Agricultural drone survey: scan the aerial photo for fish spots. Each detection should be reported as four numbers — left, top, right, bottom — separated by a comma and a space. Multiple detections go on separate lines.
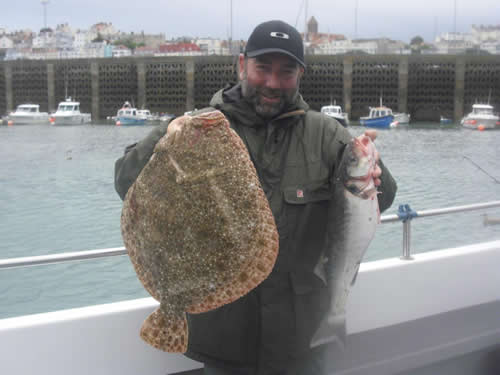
122, 110, 278, 353
256, 262, 266, 273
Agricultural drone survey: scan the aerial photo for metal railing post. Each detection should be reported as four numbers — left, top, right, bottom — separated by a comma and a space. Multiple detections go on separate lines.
402, 220, 413, 260
397, 204, 417, 260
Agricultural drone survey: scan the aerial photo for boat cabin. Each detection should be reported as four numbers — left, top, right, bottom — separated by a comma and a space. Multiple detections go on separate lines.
368, 106, 393, 118
118, 109, 138, 117
57, 103, 80, 112
321, 105, 342, 116
15, 104, 40, 113
471, 104, 494, 116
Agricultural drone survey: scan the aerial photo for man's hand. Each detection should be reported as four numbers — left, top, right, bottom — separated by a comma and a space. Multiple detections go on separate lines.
166, 115, 190, 141
364, 130, 382, 187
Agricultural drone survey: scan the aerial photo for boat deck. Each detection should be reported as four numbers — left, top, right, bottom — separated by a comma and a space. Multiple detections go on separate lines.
1, 240, 499, 375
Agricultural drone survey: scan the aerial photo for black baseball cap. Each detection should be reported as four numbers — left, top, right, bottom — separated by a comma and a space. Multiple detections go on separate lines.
245, 20, 305, 68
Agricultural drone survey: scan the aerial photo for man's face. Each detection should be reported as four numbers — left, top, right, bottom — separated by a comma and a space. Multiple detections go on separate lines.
239, 53, 304, 119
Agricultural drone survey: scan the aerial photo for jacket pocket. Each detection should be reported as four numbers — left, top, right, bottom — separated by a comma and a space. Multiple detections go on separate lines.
281, 181, 331, 273
283, 181, 331, 205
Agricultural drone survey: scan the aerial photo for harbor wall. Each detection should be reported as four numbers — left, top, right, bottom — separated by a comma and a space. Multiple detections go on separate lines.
1, 55, 499, 121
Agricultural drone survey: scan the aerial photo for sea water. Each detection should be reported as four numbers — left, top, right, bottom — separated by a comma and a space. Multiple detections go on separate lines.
1, 122, 499, 319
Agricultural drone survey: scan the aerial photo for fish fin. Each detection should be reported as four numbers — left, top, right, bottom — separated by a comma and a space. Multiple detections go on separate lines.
311, 314, 347, 349
140, 307, 188, 353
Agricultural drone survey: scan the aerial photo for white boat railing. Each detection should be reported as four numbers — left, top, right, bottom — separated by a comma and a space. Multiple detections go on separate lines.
1, 201, 500, 270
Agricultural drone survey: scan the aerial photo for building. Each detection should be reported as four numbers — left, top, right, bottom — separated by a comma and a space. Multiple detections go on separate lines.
0, 36, 14, 49
128, 31, 165, 49
195, 38, 230, 55
112, 45, 132, 58
471, 25, 500, 43
157, 43, 202, 56
32, 29, 56, 49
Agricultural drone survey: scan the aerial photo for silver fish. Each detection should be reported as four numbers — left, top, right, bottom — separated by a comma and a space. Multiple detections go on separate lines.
312, 134, 380, 348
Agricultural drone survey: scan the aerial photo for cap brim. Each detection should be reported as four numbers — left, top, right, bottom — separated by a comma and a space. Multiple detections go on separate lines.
246, 48, 306, 68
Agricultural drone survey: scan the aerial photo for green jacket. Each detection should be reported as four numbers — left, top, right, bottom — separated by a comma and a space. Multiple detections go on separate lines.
114, 84, 397, 373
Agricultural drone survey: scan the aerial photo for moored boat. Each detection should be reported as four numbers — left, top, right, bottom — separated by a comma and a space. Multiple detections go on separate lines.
461, 103, 499, 130
359, 96, 396, 128
393, 112, 410, 124
360, 106, 395, 128
440, 115, 453, 124
115, 101, 146, 126
7, 104, 49, 125
51, 98, 91, 125
320, 103, 350, 127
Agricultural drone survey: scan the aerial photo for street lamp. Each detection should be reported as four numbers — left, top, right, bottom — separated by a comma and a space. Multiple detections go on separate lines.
41, 0, 50, 29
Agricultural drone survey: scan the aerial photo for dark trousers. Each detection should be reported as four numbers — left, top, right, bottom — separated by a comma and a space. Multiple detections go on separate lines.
203, 345, 327, 375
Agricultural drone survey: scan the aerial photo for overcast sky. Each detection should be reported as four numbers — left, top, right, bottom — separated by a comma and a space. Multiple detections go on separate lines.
3, 0, 500, 43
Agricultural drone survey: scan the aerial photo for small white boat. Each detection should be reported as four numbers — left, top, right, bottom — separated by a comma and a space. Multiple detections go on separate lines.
115, 102, 146, 126
137, 109, 159, 122
7, 104, 49, 125
51, 98, 91, 126
393, 112, 410, 124
461, 103, 500, 130
320, 103, 349, 127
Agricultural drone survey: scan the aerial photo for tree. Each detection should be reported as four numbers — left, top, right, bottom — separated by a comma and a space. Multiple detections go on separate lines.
410, 36, 424, 54
410, 36, 424, 46
92, 32, 105, 43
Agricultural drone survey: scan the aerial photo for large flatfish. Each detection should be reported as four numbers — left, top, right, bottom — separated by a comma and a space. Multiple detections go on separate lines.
121, 110, 279, 353
312, 134, 380, 348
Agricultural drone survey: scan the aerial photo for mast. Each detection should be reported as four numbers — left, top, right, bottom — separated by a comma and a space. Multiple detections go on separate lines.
304, 0, 308, 42
230, 0, 233, 54
354, 0, 358, 39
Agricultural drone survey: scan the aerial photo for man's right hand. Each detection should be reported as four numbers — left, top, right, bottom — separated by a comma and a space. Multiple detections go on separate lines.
166, 115, 190, 139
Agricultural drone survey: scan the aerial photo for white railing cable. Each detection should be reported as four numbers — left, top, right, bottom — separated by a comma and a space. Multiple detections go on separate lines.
0, 247, 127, 270
1, 201, 500, 269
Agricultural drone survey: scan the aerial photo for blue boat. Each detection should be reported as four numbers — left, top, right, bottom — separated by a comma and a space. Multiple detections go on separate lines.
115, 102, 147, 126
440, 116, 453, 124
359, 106, 395, 128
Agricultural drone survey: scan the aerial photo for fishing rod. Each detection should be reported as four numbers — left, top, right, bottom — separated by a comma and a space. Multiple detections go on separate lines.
463, 155, 500, 184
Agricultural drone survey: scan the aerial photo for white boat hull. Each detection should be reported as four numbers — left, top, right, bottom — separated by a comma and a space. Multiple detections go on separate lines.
461, 117, 498, 129
52, 114, 91, 125
8, 114, 50, 125
393, 112, 410, 124
1, 241, 499, 375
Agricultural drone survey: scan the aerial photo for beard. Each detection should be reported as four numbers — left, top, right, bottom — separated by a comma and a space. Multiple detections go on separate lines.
241, 78, 300, 119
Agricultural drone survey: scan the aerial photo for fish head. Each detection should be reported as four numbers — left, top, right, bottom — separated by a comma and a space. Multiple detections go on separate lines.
342, 135, 378, 199
345, 135, 377, 179
165, 111, 229, 148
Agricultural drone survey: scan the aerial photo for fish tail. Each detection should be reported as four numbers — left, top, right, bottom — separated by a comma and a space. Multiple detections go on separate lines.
311, 314, 347, 349
326, 314, 347, 350
140, 308, 188, 353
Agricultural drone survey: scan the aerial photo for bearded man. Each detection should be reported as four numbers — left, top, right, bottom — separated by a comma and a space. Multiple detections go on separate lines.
115, 20, 397, 375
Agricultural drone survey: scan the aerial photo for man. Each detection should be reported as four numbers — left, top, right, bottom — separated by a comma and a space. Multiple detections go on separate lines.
115, 20, 397, 375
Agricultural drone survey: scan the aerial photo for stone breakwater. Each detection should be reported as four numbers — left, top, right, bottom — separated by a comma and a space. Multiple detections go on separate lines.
1, 54, 499, 121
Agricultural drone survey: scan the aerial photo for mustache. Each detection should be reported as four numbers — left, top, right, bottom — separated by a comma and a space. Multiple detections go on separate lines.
257, 88, 283, 98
